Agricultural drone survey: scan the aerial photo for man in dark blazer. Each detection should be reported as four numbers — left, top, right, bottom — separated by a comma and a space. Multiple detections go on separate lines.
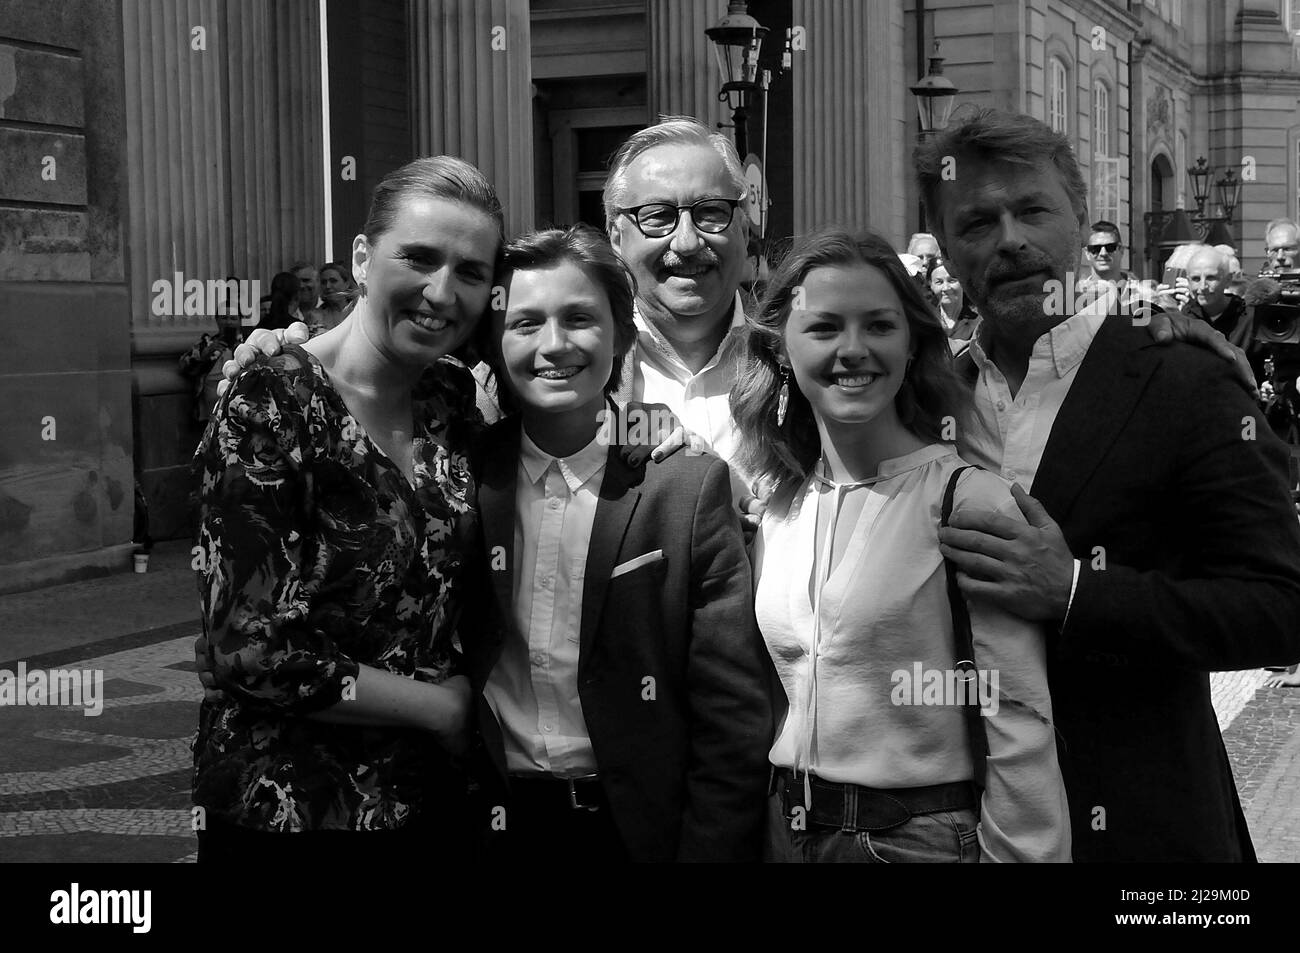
464, 413, 774, 863
917, 108, 1300, 862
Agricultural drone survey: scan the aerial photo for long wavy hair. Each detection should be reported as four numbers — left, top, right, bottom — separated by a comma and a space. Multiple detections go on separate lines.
731, 227, 972, 516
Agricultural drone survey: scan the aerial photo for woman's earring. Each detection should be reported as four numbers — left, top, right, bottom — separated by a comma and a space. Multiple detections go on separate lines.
776, 365, 791, 427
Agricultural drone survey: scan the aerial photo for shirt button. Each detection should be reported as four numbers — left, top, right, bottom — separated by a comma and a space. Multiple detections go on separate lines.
548, 498, 560, 510
1006, 470, 1017, 480
541, 575, 553, 588
996, 400, 1007, 411
531, 652, 546, 666
542, 724, 554, 733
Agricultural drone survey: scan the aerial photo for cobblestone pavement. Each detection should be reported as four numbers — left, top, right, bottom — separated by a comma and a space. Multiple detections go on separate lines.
0, 622, 1296, 862
0, 628, 201, 863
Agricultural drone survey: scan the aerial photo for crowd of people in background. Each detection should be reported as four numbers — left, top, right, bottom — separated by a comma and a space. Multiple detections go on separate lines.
177, 259, 359, 421
895, 214, 1300, 457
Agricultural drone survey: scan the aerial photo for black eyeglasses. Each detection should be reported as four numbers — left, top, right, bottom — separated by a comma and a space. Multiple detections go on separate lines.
1086, 242, 1120, 254
616, 198, 744, 238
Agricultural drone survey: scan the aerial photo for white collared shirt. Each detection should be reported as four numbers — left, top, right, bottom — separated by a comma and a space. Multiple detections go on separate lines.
958, 291, 1110, 489
629, 292, 750, 492
482, 430, 607, 778
957, 290, 1112, 619
754, 444, 1071, 862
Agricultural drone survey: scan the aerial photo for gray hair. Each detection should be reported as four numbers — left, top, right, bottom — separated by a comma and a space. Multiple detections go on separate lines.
1265, 217, 1300, 241
907, 233, 939, 254
1183, 243, 1230, 278
914, 107, 1088, 240
602, 116, 749, 230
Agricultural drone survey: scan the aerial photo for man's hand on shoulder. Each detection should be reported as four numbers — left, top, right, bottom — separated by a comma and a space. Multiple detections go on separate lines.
618, 401, 697, 467
1142, 309, 1257, 397
938, 484, 1075, 622
214, 322, 310, 398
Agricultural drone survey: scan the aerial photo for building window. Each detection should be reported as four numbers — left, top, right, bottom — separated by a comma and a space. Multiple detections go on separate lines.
1093, 81, 1110, 158
1288, 0, 1300, 35
1049, 57, 1068, 135
1094, 157, 1121, 229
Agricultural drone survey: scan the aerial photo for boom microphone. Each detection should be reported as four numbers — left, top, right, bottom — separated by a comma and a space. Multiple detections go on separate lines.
1243, 277, 1283, 308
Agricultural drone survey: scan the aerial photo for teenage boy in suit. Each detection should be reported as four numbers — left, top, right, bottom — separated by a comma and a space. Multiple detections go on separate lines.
464, 225, 774, 863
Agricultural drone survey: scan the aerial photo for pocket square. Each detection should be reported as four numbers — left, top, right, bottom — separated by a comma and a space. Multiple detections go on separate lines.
611, 550, 664, 578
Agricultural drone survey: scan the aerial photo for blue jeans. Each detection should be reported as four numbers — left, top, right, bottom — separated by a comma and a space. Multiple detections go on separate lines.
763, 791, 980, 863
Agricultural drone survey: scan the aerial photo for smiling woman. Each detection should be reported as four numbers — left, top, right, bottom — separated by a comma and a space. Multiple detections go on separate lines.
731, 228, 1072, 864
191, 156, 505, 862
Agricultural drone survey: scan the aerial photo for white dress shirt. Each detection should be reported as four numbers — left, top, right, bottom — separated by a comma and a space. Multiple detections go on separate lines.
482, 430, 607, 778
957, 288, 1112, 615
626, 292, 752, 496
958, 292, 1109, 488
754, 444, 1071, 863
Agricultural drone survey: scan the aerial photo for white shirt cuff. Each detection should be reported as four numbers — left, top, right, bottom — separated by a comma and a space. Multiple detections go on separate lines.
1061, 558, 1082, 628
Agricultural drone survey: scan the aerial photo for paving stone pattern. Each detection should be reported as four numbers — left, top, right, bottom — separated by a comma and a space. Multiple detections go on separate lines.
0, 629, 1295, 863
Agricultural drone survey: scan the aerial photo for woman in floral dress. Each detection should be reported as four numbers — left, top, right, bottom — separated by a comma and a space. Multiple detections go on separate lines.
191, 156, 504, 862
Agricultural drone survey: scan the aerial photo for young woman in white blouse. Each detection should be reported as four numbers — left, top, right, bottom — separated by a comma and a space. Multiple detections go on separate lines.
731, 229, 1070, 863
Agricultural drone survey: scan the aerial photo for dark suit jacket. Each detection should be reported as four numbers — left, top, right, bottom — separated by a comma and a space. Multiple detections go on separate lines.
463, 417, 774, 862
962, 314, 1300, 861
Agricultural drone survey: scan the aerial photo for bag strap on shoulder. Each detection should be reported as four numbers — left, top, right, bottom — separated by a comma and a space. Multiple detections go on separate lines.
940, 464, 989, 796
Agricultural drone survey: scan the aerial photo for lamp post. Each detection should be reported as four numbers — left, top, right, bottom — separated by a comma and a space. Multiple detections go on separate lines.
706, 1, 768, 158
909, 39, 959, 230
1145, 156, 1245, 272
909, 40, 960, 140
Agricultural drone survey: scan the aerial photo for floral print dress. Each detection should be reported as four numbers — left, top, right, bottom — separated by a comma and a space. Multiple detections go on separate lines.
191, 344, 480, 832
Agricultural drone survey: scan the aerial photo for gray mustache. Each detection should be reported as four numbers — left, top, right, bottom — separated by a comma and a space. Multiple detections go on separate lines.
661, 250, 720, 270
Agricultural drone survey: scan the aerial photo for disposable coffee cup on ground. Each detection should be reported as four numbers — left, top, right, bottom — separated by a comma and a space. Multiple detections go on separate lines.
133, 553, 149, 573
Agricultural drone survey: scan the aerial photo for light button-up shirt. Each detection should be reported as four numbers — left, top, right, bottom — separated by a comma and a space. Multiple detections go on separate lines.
482, 430, 607, 778
627, 292, 751, 496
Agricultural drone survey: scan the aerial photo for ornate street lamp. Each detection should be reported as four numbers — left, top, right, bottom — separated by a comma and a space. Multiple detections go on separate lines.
1149, 158, 1246, 270
1187, 156, 1213, 217
706, 1, 768, 157
909, 40, 960, 137
1215, 168, 1241, 220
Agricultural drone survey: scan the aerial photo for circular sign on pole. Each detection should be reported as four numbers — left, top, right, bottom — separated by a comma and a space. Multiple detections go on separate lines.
743, 154, 769, 237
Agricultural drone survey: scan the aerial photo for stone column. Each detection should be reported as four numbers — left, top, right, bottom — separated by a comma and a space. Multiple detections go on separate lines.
647, 0, 729, 131
409, 0, 534, 234
792, 0, 907, 238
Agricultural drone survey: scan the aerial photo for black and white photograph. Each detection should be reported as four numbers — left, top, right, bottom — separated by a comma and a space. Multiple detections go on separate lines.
0, 0, 1297, 932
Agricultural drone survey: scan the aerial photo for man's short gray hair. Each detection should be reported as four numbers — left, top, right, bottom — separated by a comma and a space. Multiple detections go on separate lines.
1265, 217, 1299, 240
603, 116, 749, 230
1180, 243, 1230, 277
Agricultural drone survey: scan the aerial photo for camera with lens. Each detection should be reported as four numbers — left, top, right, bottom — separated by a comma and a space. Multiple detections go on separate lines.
1250, 269, 1300, 345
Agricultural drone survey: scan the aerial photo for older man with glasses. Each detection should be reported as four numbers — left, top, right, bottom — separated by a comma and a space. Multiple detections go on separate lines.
600, 118, 755, 493
1263, 217, 1300, 273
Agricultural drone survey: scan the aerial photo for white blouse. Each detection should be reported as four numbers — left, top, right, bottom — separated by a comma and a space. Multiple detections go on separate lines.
752, 443, 1072, 862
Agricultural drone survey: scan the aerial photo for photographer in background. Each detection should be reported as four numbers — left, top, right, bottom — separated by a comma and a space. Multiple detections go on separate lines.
1263, 218, 1300, 274
1182, 245, 1265, 385
1248, 231, 1300, 444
